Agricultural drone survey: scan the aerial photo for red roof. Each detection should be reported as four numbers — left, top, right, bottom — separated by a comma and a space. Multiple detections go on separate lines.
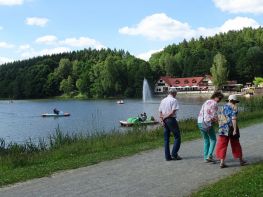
160, 76, 205, 87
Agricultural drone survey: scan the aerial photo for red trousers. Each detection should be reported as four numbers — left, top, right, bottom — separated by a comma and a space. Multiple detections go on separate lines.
216, 135, 243, 160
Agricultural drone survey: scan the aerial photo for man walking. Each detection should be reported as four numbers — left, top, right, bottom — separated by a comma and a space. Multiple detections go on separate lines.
159, 87, 182, 161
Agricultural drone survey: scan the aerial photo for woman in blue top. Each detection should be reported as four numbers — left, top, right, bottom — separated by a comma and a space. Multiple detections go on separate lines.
216, 95, 247, 168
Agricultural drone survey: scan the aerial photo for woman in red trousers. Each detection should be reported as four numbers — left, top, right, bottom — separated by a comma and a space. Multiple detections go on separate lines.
216, 95, 247, 168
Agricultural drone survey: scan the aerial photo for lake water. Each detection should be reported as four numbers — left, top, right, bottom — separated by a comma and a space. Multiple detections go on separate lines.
0, 96, 207, 143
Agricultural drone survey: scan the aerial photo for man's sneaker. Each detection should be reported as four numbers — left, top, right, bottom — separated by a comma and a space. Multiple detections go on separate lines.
172, 155, 182, 160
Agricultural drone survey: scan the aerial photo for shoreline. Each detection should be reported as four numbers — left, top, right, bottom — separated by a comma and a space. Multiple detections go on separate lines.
0, 109, 263, 186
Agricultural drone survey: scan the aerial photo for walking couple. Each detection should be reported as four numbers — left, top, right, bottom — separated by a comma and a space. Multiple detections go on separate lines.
197, 92, 247, 168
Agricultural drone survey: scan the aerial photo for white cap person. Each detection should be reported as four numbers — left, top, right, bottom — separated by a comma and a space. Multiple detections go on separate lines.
216, 94, 247, 168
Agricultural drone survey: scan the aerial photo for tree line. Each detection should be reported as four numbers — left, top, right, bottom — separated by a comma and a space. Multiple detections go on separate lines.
149, 27, 263, 84
0, 27, 263, 99
0, 49, 153, 99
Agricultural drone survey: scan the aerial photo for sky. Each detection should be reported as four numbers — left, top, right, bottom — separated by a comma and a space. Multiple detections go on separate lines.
1, 0, 263, 64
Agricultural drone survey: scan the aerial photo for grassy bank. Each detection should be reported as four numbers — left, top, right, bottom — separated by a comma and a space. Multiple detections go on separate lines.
191, 162, 263, 197
0, 97, 263, 186
0, 118, 199, 186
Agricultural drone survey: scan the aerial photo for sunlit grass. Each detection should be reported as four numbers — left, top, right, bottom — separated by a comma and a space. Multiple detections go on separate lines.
191, 162, 263, 197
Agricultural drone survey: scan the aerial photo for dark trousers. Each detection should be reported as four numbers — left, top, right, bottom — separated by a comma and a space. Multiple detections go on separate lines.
163, 118, 181, 160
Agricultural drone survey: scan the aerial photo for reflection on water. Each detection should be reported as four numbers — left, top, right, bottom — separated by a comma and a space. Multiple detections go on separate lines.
0, 95, 208, 143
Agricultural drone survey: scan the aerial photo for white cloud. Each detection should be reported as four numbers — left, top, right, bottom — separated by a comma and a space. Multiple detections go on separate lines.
0, 57, 14, 65
213, 0, 263, 14
19, 44, 31, 50
119, 13, 260, 41
40, 47, 71, 56
196, 17, 260, 37
19, 36, 106, 59
60, 37, 106, 49
21, 47, 70, 58
35, 35, 105, 49
0, 42, 15, 48
35, 35, 58, 45
136, 48, 163, 61
25, 17, 49, 27
219, 17, 260, 32
119, 13, 194, 41
0, 0, 23, 6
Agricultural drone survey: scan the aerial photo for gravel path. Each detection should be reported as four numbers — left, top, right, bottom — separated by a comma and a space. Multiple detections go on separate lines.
1, 123, 262, 197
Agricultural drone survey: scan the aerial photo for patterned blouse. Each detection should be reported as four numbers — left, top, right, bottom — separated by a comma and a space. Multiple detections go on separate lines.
218, 103, 238, 136
197, 99, 218, 127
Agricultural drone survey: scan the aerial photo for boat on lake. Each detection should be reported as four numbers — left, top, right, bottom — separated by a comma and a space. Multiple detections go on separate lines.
117, 100, 124, 104
42, 112, 70, 117
120, 116, 159, 127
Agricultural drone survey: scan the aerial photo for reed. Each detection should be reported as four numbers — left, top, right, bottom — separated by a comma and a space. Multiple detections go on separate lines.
239, 95, 263, 112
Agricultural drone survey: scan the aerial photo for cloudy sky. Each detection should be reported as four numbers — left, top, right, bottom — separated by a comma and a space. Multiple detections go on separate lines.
1, 0, 263, 64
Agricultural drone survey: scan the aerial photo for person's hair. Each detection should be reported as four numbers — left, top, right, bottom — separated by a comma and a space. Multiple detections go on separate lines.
229, 100, 238, 104
211, 91, 224, 100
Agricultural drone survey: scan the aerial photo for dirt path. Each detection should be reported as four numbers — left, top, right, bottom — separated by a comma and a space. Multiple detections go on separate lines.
1, 123, 262, 197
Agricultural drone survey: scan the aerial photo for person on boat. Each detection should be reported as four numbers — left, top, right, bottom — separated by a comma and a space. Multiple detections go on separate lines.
141, 112, 147, 121
53, 108, 60, 115
159, 87, 182, 161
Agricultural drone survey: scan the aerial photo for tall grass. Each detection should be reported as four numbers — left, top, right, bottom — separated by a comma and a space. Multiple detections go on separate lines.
0, 119, 197, 170
239, 95, 263, 112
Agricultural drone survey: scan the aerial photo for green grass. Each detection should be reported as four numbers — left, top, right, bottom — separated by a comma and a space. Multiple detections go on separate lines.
191, 162, 263, 197
0, 119, 199, 186
0, 96, 263, 186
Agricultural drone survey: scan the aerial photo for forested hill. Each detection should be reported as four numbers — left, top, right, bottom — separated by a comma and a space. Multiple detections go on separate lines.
0, 49, 153, 99
1, 27, 263, 99
149, 27, 263, 83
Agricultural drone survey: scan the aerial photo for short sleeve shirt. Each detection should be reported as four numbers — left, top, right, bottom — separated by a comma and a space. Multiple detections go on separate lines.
218, 103, 238, 136
158, 95, 179, 118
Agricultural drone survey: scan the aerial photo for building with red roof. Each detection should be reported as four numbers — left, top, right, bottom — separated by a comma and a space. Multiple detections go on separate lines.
154, 75, 214, 93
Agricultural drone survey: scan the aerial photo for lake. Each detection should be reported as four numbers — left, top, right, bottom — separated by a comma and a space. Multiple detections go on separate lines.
0, 96, 207, 143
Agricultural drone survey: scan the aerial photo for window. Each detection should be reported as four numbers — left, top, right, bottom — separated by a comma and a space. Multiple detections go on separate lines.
160, 80, 163, 82
175, 80, 180, 84
192, 79, 197, 83
184, 80, 189, 84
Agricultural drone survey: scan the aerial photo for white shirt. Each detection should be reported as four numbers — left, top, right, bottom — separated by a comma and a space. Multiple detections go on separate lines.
158, 95, 179, 118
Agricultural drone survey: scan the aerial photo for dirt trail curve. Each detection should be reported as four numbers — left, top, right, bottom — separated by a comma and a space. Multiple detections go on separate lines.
1, 123, 262, 197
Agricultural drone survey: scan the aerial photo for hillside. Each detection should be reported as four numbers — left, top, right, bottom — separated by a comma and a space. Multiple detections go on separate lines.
1, 28, 263, 99
149, 27, 263, 83
0, 48, 153, 99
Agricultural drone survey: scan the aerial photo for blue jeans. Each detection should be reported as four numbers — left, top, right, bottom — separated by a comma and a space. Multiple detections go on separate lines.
163, 118, 181, 160
197, 123, 217, 160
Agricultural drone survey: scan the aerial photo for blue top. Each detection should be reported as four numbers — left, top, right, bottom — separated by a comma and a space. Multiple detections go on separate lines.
218, 103, 238, 136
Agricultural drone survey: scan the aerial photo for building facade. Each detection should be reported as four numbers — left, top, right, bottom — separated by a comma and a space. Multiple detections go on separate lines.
154, 75, 214, 94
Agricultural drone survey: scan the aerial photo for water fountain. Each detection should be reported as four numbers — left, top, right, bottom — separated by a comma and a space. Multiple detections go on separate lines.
142, 78, 153, 102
